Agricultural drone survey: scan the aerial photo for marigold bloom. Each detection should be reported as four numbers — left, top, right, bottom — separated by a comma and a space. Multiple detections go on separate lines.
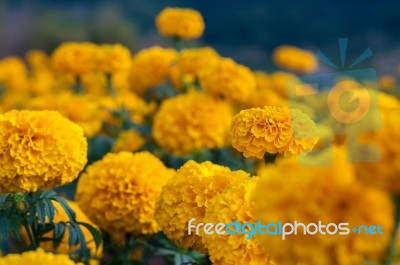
26, 50, 51, 70
352, 107, 400, 194
230, 106, 318, 158
97, 44, 131, 73
203, 178, 273, 265
253, 148, 393, 265
25, 92, 103, 137
155, 160, 250, 253
177, 47, 220, 77
0, 110, 87, 192
112, 129, 144, 153
0, 56, 29, 92
273, 45, 318, 73
0, 248, 83, 265
199, 58, 256, 102
155, 8, 205, 39
76, 152, 174, 235
36, 200, 102, 258
52, 42, 99, 76
153, 91, 233, 155
129, 46, 177, 96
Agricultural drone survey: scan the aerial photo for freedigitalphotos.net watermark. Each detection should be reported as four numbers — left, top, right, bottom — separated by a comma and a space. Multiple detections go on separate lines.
188, 218, 385, 240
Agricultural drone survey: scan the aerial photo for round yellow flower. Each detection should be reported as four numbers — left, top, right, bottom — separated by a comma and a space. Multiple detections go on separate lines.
97, 44, 131, 73
25, 92, 103, 138
199, 58, 257, 102
203, 178, 273, 265
76, 151, 174, 235
155, 160, 250, 253
36, 200, 102, 259
273, 45, 318, 73
26, 50, 51, 70
52, 42, 99, 76
155, 7, 205, 39
129, 46, 177, 96
230, 106, 318, 159
0, 110, 87, 193
0, 248, 82, 265
177, 47, 220, 77
352, 107, 400, 194
269, 71, 301, 98
112, 129, 144, 153
253, 148, 393, 265
0, 56, 29, 92
153, 91, 233, 156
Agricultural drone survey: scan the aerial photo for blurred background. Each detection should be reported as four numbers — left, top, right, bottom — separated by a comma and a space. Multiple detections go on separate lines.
0, 0, 399, 74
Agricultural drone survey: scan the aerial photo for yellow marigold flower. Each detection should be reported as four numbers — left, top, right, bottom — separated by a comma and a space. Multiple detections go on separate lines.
202, 178, 273, 265
0, 248, 83, 265
230, 106, 318, 159
26, 50, 51, 70
97, 44, 131, 73
269, 71, 302, 98
31, 200, 102, 259
155, 7, 205, 39
378, 75, 397, 91
155, 160, 250, 253
153, 91, 233, 156
80, 73, 108, 96
129, 46, 177, 96
168, 65, 195, 90
25, 92, 102, 138
0, 110, 87, 192
352, 107, 400, 194
0, 56, 29, 92
52, 42, 99, 76
273, 45, 318, 73
253, 148, 393, 265
76, 151, 174, 235
177, 47, 220, 77
199, 58, 257, 102
112, 129, 144, 153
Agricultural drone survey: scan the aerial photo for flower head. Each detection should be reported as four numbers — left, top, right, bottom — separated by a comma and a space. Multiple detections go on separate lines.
253, 147, 393, 265
273, 45, 318, 73
155, 8, 205, 39
199, 58, 256, 102
52, 42, 99, 76
177, 47, 220, 77
112, 129, 145, 153
129, 46, 177, 96
0, 248, 82, 265
230, 106, 318, 158
97, 44, 131, 73
76, 151, 174, 235
153, 91, 233, 155
155, 160, 250, 253
203, 178, 273, 265
0, 56, 29, 92
0, 110, 87, 193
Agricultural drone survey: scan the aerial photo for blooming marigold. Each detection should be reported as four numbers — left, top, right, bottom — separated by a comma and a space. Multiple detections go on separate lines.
155, 160, 250, 253
202, 178, 273, 265
230, 106, 318, 159
0, 110, 87, 193
97, 44, 131, 73
76, 151, 174, 235
25, 92, 103, 138
273, 45, 318, 74
199, 58, 257, 102
51, 42, 99, 76
0, 248, 83, 265
153, 91, 233, 156
129, 46, 177, 96
253, 147, 393, 265
0, 56, 29, 92
155, 7, 205, 39
112, 129, 144, 153
177, 47, 220, 77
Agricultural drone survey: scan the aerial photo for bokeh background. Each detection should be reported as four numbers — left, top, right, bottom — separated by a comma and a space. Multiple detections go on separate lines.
1, 0, 400, 74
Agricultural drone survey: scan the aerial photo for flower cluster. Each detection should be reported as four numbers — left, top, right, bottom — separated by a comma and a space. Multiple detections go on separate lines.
273, 45, 318, 73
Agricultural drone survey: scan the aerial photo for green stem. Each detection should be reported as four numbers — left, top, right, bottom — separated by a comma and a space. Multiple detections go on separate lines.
385, 196, 400, 265
23, 223, 36, 250
74, 76, 83, 94
173, 36, 183, 52
106, 74, 117, 98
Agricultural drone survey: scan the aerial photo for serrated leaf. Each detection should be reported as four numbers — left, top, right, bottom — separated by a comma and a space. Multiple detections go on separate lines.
68, 224, 78, 247
78, 222, 102, 251
43, 199, 55, 223
54, 197, 76, 222
53, 222, 66, 249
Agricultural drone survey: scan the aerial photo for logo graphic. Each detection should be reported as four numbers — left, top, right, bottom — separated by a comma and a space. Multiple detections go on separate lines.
288, 38, 382, 166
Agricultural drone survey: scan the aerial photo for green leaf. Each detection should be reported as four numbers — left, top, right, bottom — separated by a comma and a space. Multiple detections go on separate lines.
0, 217, 8, 240
43, 199, 55, 223
53, 222, 66, 249
35, 200, 46, 224
67, 224, 78, 247
78, 222, 102, 251
53, 197, 76, 222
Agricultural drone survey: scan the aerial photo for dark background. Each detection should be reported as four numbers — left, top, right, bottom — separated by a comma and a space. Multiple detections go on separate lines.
1, 0, 399, 74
